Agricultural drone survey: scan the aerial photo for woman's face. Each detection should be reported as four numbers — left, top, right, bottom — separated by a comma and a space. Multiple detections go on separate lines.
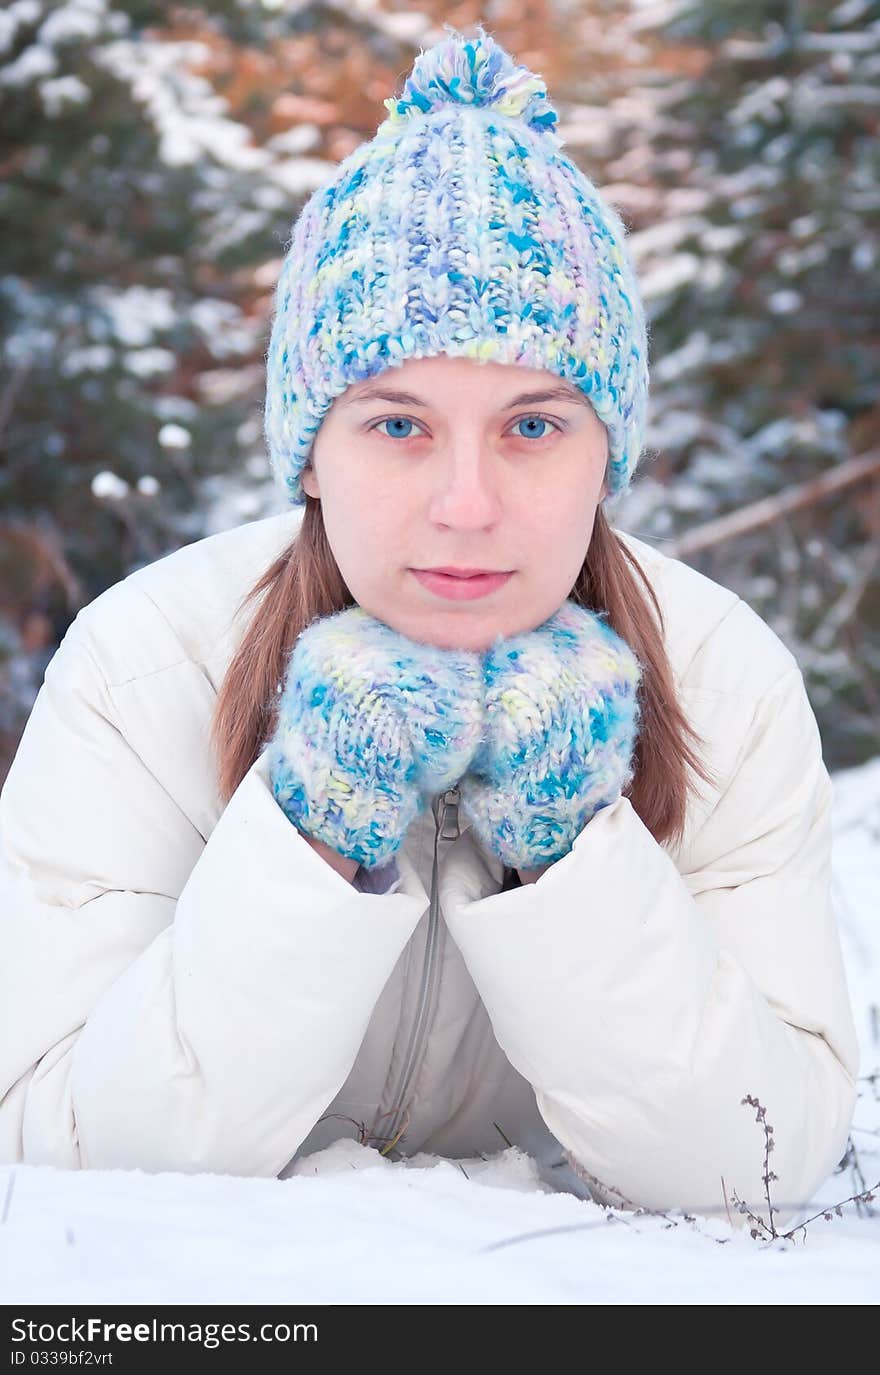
302, 353, 609, 651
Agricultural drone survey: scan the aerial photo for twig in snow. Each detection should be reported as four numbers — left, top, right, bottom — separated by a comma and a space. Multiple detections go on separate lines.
729, 1093, 879, 1242
378, 1109, 410, 1157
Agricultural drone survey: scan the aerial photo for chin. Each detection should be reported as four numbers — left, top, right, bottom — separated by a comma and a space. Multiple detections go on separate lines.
414, 611, 521, 655
412, 624, 491, 653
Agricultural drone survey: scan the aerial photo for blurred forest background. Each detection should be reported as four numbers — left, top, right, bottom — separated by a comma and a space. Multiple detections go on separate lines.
1, 0, 878, 785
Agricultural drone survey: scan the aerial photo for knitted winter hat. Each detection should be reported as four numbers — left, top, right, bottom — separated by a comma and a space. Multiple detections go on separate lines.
264, 22, 650, 509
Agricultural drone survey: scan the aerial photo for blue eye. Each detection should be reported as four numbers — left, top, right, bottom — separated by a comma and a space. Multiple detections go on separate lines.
513, 415, 559, 440
373, 417, 421, 440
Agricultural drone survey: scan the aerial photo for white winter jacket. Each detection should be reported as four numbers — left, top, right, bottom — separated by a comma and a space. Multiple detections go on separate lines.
0, 511, 859, 1228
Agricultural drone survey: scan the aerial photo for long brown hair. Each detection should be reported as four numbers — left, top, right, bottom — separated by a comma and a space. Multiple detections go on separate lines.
210, 496, 719, 851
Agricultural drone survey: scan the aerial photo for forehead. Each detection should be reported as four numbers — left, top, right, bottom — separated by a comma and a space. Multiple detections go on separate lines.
341, 354, 588, 407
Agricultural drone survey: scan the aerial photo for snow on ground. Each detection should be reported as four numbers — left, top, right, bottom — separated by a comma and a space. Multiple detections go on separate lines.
1, 759, 878, 1305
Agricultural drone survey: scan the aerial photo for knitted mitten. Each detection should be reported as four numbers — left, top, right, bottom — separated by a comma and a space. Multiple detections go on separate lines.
458, 600, 643, 871
267, 605, 485, 869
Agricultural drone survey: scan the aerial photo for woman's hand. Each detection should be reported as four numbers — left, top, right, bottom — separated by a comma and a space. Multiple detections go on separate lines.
267, 606, 485, 869
458, 600, 643, 873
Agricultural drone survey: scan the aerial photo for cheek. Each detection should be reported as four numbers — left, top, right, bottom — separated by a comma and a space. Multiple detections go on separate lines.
529, 494, 598, 578
528, 493, 591, 547
324, 489, 399, 566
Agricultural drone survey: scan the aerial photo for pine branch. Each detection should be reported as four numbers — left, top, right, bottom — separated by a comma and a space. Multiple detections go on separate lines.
666, 449, 880, 558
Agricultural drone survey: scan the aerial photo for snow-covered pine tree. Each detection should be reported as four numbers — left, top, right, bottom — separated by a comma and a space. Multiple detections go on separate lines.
0, 0, 341, 769
612, 0, 880, 765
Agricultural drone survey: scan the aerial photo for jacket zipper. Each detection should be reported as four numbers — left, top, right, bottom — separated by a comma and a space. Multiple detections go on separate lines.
381, 786, 461, 1153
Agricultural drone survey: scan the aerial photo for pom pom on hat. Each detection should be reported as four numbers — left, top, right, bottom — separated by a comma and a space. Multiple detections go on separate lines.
380, 23, 561, 139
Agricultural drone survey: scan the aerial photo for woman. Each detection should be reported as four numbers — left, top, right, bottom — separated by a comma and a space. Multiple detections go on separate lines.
0, 25, 858, 1231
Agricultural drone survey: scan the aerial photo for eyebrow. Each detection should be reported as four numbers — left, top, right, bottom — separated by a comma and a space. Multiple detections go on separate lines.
339, 384, 589, 410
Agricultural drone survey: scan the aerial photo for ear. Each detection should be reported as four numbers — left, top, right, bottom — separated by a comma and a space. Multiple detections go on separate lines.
301, 463, 320, 499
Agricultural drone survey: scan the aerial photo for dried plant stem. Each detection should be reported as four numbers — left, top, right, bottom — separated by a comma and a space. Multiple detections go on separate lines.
731, 1094, 879, 1242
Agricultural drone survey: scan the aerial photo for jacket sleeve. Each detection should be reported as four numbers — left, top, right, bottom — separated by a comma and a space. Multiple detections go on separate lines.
440, 666, 860, 1230
0, 613, 428, 1176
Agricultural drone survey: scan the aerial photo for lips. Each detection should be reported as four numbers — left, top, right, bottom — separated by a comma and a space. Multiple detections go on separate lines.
411, 569, 513, 601
420, 569, 508, 578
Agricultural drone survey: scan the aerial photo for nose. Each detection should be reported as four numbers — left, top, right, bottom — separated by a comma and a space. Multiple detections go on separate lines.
427, 445, 503, 530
